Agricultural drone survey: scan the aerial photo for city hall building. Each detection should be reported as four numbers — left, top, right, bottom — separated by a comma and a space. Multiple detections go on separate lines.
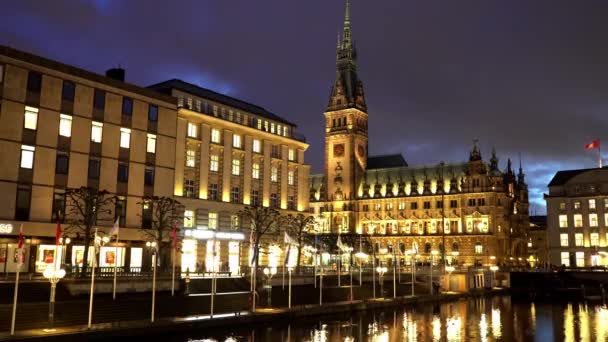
308, 1, 530, 267
0, 46, 310, 275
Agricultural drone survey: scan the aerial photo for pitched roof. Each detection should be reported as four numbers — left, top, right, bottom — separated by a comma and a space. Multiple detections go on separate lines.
366, 154, 408, 169
147, 79, 296, 126
548, 168, 604, 187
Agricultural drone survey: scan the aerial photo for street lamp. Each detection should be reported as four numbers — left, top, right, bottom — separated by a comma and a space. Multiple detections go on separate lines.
376, 266, 387, 298
88, 232, 109, 329
58, 237, 71, 267
263, 267, 277, 307
43, 267, 65, 332
445, 266, 455, 293
146, 241, 158, 323
489, 265, 499, 288
430, 250, 439, 295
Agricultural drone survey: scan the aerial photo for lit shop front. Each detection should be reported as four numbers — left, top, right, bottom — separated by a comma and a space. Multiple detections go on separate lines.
181, 230, 245, 276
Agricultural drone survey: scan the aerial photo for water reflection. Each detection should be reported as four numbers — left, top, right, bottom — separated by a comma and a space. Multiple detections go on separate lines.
176, 296, 608, 341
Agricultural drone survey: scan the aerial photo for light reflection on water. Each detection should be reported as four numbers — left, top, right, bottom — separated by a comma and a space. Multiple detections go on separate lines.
179, 296, 608, 341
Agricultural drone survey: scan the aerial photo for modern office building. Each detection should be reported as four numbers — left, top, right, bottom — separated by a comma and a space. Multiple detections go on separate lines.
308, 0, 530, 267
546, 167, 608, 267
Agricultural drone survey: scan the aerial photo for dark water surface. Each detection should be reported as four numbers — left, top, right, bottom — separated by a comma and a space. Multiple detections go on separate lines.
157, 296, 608, 341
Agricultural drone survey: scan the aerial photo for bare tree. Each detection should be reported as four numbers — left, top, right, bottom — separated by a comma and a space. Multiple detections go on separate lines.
138, 196, 182, 272
283, 213, 316, 273
64, 187, 115, 276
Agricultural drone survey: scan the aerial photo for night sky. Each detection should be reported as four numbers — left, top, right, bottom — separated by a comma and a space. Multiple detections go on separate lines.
3, 0, 608, 214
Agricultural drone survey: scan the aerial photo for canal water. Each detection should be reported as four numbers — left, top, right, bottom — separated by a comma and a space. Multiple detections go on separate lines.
162, 296, 608, 341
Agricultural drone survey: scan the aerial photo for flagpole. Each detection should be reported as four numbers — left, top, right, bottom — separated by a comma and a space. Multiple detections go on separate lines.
88, 228, 97, 329
112, 232, 118, 300
10, 225, 24, 336
359, 235, 362, 286
337, 234, 341, 288
171, 246, 176, 296
282, 241, 286, 290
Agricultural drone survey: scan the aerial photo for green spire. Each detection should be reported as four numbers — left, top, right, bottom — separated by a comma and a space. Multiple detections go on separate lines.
342, 0, 352, 49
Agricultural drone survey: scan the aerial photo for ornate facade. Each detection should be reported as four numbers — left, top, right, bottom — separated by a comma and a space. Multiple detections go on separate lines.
309, 0, 530, 267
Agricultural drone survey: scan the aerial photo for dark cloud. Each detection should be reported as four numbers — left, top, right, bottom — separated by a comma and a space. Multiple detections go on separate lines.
3, 0, 608, 213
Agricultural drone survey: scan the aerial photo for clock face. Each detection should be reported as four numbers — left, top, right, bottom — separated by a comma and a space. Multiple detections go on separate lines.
333, 144, 345, 157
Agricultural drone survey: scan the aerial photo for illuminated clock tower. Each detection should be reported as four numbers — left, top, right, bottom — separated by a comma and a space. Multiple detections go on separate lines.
324, 0, 368, 226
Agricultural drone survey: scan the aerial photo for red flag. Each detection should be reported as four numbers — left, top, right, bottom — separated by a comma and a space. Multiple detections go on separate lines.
17, 225, 23, 250
171, 222, 177, 249
55, 221, 62, 245
586, 139, 600, 150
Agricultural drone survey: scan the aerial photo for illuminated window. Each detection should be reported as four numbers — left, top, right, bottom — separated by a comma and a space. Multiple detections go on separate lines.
288, 148, 296, 161
284, 126, 289, 137
253, 139, 261, 153
187, 122, 198, 138
230, 215, 239, 230
575, 233, 583, 246
24, 106, 38, 130
232, 134, 241, 148
184, 210, 194, 228
474, 242, 483, 255
386, 203, 393, 211
576, 252, 585, 267
120, 128, 131, 148
232, 159, 240, 175
209, 154, 219, 172
186, 150, 196, 168
252, 163, 260, 179
257, 118, 262, 130
398, 202, 405, 210
605, 213, 608, 226
591, 233, 599, 246
91, 122, 103, 143
20, 145, 35, 169
559, 215, 568, 228
288, 170, 295, 185
589, 199, 596, 210
590, 213, 598, 227
574, 214, 583, 228
211, 128, 221, 143
559, 202, 566, 210
561, 252, 570, 267
146, 134, 156, 153
271, 122, 275, 133
208, 212, 218, 230
574, 201, 581, 210
184, 179, 196, 198
560, 233, 569, 247
59, 114, 72, 137
605, 198, 608, 209
271, 166, 278, 182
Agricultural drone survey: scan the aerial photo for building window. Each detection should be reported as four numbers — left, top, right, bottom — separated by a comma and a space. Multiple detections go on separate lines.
288, 196, 295, 210
374, 203, 381, 211
91, 122, 103, 143
186, 150, 196, 168
211, 128, 221, 143
591, 232, 599, 246
55, 153, 69, 174
27, 72, 42, 93
559, 215, 568, 228
270, 193, 279, 209
251, 190, 260, 207
288, 171, 295, 185
15, 187, 31, 221
559, 202, 566, 210
233, 134, 242, 148
187, 122, 198, 138
252, 163, 260, 179
590, 213, 598, 227
468, 198, 476, 207
560, 233, 569, 247
411, 202, 418, 210
474, 242, 483, 255
588, 199, 596, 210
232, 159, 241, 176
52, 190, 66, 222
231, 187, 241, 203
144, 166, 155, 186
115, 196, 126, 227
386, 203, 393, 211
575, 233, 583, 247
478, 198, 486, 206
208, 184, 219, 201
423, 201, 431, 209
117, 162, 129, 182
288, 148, 296, 161
142, 200, 152, 229
605, 199, 608, 209
93, 89, 105, 109
120, 128, 131, 148
574, 214, 583, 228
230, 215, 239, 230
209, 212, 218, 230
271, 145, 281, 159
184, 210, 194, 228
148, 105, 158, 122
436, 201, 443, 209
576, 252, 585, 267
88, 158, 100, 179
122, 97, 133, 116
561, 252, 570, 267
253, 139, 261, 153
398, 202, 405, 210
147, 134, 156, 153
271, 166, 278, 182
62, 80, 75, 101
574, 201, 581, 210
24, 106, 38, 130
58, 114, 73, 137
184, 179, 196, 198
210, 154, 219, 172
449, 200, 457, 208
20, 145, 35, 169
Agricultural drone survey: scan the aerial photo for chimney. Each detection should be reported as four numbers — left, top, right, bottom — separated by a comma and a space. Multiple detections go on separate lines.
105, 68, 125, 82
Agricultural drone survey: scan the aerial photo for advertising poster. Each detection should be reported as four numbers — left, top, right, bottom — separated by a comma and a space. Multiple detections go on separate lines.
106, 250, 115, 265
